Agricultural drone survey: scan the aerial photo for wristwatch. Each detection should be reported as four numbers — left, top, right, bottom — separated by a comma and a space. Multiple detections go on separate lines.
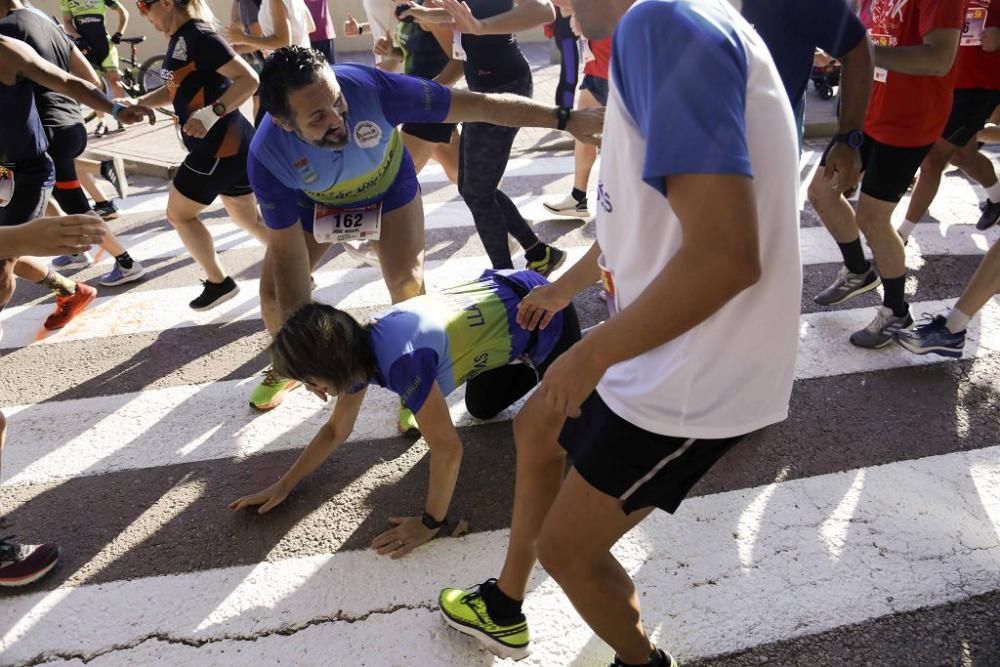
211, 101, 227, 117
556, 106, 571, 131
421, 512, 447, 530
833, 129, 864, 150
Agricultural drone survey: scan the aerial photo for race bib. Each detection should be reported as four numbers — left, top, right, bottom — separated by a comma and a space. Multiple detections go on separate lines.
581, 39, 595, 64
452, 31, 467, 61
0, 167, 14, 208
313, 201, 382, 243
962, 7, 988, 46
870, 32, 893, 83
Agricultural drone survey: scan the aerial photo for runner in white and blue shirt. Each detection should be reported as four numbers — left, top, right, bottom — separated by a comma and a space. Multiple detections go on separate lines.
438, 1, 802, 663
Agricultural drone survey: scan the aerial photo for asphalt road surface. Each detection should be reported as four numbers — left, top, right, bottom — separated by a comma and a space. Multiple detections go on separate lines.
2, 142, 999, 667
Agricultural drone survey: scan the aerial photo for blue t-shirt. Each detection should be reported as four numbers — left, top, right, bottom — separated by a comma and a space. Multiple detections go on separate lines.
248, 64, 451, 230
367, 270, 564, 414
741, 0, 866, 110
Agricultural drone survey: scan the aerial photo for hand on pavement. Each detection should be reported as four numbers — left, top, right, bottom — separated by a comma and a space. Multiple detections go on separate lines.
371, 516, 438, 559
229, 481, 291, 514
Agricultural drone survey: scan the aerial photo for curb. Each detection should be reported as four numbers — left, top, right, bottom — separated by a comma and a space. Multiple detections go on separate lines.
99, 121, 841, 178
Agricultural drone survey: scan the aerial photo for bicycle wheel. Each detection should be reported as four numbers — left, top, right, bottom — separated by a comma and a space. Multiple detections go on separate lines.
137, 54, 166, 94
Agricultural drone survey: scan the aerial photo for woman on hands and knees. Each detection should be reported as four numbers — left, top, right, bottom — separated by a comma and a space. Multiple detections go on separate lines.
230, 269, 581, 558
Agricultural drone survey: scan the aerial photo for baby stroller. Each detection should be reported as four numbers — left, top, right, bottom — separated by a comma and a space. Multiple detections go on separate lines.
811, 59, 841, 100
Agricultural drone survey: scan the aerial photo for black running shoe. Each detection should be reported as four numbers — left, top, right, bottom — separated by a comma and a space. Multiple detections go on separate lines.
189, 276, 239, 311
92, 201, 120, 220
976, 198, 1000, 230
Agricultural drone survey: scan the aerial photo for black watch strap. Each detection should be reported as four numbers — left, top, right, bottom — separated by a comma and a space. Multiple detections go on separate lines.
421, 512, 447, 530
556, 106, 571, 131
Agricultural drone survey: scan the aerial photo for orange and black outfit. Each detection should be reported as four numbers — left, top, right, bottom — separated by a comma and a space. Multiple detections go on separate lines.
163, 18, 254, 205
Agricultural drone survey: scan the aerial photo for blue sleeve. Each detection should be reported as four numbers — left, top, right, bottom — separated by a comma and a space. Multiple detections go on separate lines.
370, 68, 452, 127
797, 0, 866, 59
247, 148, 302, 230
611, 1, 752, 195
387, 348, 439, 414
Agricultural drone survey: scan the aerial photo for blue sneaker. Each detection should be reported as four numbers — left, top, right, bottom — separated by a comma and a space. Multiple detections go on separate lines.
52, 252, 93, 269
99, 260, 146, 287
893, 314, 965, 358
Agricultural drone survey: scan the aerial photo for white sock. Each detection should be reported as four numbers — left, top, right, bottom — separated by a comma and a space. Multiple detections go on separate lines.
897, 219, 918, 240
984, 181, 1000, 203
945, 307, 972, 334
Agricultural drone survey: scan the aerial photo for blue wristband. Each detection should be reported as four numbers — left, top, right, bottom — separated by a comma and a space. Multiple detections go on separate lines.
110, 102, 126, 120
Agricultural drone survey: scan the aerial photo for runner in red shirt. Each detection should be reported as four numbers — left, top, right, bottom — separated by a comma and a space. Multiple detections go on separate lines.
542, 1, 609, 219
903, 0, 1000, 236
808, 0, 964, 349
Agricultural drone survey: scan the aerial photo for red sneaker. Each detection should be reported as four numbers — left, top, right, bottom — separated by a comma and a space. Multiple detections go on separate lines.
44, 283, 97, 330
0, 536, 61, 587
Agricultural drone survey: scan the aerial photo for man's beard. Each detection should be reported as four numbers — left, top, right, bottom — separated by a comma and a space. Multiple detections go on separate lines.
299, 113, 350, 149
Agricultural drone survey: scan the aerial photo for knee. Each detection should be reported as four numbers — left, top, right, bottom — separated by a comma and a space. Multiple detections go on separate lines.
537, 528, 584, 581
806, 170, 835, 209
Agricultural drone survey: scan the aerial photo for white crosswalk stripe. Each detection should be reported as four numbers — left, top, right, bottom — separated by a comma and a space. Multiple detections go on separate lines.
2, 146, 999, 667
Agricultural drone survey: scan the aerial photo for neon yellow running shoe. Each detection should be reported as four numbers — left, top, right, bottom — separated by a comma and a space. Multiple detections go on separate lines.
439, 580, 530, 661
398, 405, 419, 434
526, 244, 566, 278
249, 368, 301, 411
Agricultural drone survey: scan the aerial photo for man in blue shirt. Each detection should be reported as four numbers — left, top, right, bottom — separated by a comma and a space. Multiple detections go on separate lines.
247, 47, 603, 422
742, 0, 873, 192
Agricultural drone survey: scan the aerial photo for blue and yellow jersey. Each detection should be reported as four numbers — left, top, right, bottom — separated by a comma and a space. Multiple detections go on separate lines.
247, 64, 452, 230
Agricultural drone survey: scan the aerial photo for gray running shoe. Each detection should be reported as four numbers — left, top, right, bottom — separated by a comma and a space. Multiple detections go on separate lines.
850, 305, 913, 349
975, 198, 1000, 230
814, 265, 880, 306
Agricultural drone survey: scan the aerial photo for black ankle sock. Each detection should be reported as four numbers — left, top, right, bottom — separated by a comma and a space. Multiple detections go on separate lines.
481, 580, 523, 622
881, 275, 908, 317
524, 243, 547, 262
115, 252, 134, 270
837, 239, 869, 275
571, 187, 587, 204
94, 200, 109, 208
614, 649, 667, 667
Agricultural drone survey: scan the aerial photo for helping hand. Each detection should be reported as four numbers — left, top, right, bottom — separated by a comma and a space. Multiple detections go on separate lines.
117, 103, 157, 126
18, 215, 107, 256
566, 107, 604, 146
536, 340, 605, 418
823, 142, 862, 194
516, 282, 572, 331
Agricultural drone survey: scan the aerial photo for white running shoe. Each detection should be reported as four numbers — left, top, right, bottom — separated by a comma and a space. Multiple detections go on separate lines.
542, 194, 590, 218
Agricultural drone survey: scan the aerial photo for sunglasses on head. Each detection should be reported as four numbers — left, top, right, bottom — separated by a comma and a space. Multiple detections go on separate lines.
136, 0, 159, 14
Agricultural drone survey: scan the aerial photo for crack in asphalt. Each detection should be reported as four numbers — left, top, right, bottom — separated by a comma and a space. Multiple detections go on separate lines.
11, 602, 438, 667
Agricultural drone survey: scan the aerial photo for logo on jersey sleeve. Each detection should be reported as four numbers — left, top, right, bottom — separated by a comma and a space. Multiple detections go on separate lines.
172, 37, 188, 62
353, 120, 382, 149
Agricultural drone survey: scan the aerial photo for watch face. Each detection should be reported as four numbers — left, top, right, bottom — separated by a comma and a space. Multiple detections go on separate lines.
848, 131, 863, 150
212, 102, 226, 116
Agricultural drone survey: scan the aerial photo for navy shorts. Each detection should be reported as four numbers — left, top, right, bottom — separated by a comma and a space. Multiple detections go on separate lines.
559, 391, 745, 514
295, 150, 419, 234
0, 155, 54, 228
579, 74, 608, 106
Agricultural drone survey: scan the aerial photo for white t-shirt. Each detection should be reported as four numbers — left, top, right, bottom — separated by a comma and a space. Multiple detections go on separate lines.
594, 0, 801, 439
258, 0, 315, 49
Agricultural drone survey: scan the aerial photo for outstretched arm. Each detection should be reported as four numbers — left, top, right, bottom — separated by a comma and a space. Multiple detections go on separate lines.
230, 387, 368, 513
371, 383, 463, 558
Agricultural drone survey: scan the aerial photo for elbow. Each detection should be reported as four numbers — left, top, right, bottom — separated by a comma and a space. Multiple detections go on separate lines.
534, 0, 556, 23
730, 252, 762, 293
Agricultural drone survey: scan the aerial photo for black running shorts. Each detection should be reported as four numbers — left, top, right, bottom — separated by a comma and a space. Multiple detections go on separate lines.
942, 88, 1000, 148
820, 133, 932, 204
559, 391, 745, 515
173, 148, 253, 206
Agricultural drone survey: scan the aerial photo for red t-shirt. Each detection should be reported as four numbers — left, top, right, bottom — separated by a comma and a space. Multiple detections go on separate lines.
954, 0, 1000, 89
864, 0, 966, 147
583, 37, 611, 79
